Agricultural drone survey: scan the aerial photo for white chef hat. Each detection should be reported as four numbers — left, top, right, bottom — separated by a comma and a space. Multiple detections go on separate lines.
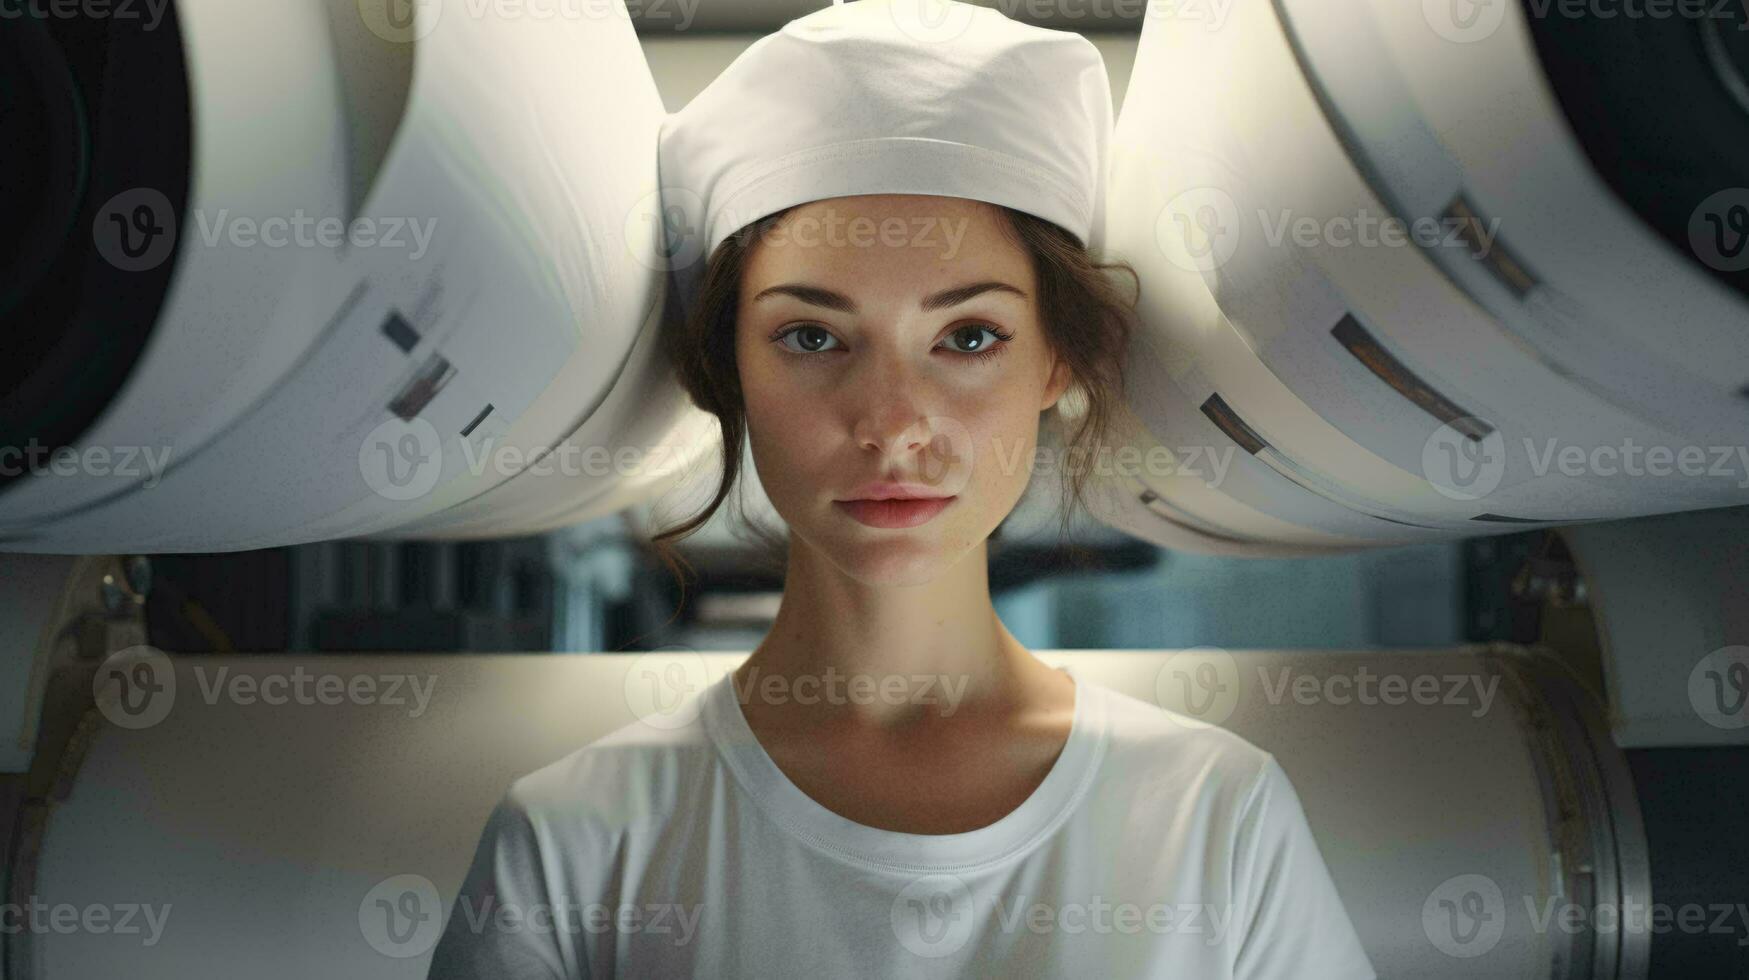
656, 0, 1113, 320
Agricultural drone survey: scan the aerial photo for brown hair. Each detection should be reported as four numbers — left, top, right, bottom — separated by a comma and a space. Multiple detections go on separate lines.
647, 202, 1141, 612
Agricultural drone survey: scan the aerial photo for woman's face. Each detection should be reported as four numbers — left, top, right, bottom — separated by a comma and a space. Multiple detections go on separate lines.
735, 194, 1072, 586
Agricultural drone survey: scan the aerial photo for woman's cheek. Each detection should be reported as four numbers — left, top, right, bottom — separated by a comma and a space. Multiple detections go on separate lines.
745, 357, 811, 439
747, 391, 832, 509
962, 416, 1022, 506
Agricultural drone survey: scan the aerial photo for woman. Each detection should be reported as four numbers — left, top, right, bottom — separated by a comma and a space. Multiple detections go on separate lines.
428, 2, 1375, 977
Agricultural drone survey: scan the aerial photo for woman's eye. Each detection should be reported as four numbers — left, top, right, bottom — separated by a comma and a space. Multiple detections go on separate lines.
941, 324, 1011, 356
775, 324, 840, 354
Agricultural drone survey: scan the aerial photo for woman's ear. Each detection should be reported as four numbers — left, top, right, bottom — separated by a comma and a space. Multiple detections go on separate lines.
1040, 356, 1074, 412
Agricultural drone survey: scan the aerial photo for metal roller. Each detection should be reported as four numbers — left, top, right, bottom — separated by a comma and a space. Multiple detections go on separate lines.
8, 646, 1651, 979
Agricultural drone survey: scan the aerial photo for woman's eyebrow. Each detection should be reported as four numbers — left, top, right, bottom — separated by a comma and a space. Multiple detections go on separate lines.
749, 281, 1027, 313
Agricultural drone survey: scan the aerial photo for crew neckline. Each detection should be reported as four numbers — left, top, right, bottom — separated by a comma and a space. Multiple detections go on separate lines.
702, 663, 1110, 875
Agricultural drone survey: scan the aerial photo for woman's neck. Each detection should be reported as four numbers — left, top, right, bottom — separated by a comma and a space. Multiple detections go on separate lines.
733, 534, 1061, 733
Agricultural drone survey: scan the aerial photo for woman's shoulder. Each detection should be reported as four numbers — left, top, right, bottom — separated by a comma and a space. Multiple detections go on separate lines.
1087, 678, 1274, 801
496, 703, 722, 835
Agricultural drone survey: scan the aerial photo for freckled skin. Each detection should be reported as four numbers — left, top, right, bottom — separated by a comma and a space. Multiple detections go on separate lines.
736, 193, 1072, 588
728, 194, 1081, 834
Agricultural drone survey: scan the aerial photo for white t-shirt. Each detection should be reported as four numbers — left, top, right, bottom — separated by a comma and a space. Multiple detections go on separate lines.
427, 665, 1376, 979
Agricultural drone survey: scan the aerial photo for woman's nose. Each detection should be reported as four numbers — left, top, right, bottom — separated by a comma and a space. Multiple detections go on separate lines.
853, 401, 934, 457
852, 402, 974, 496
844, 350, 937, 456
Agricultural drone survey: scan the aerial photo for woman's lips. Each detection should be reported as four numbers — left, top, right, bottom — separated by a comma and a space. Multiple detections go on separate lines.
833, 496, 955, 529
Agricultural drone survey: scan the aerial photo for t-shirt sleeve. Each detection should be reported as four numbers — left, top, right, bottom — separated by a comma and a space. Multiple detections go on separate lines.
1229, 754, 1376, 980
426, 787, 577, 980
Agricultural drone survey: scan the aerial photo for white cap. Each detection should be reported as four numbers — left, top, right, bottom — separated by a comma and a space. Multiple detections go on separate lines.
656, 0, 1114, 316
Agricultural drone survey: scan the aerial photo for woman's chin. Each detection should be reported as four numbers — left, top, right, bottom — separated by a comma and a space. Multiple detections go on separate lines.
806, 531, 951, 586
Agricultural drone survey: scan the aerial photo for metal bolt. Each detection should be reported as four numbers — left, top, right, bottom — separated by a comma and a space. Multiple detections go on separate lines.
99, 556, 151, 616
124, 555, 152, 597
99, 574, 128, 614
